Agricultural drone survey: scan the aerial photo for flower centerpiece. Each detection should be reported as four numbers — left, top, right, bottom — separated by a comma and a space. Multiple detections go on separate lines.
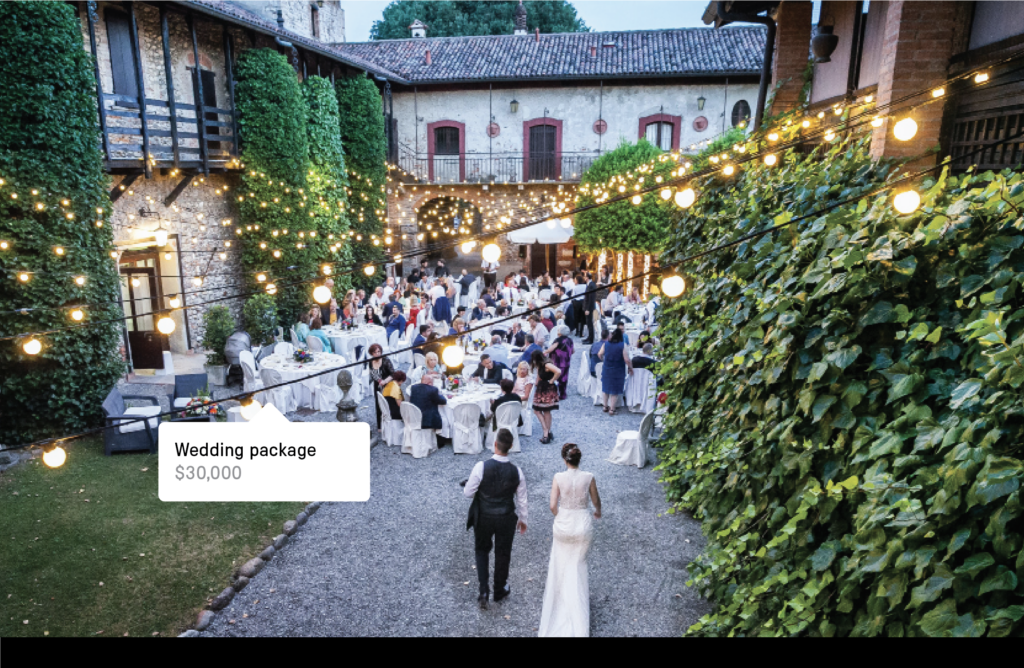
293, 349, 314, 364
180, 390, 222, 421
340, 318, 353, 330
448, 375, 463, 393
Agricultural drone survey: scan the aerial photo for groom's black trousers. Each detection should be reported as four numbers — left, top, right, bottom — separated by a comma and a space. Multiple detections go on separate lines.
474, 512, 518, 596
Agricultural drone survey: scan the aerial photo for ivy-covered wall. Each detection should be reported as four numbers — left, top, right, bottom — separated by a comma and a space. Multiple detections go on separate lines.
335, 74, 386, 288
656, 132, 1024, 636
0, 2, 125, 444
574, 139, 675, 254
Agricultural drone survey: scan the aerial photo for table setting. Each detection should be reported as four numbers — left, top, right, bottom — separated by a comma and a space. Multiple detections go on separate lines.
322, 323, 388, 359
259, 350, 348, 409
437, 379, 501, 439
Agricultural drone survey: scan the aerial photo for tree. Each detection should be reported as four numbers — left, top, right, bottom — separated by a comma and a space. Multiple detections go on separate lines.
0, 2, 125, 444
370, 1, 588, 40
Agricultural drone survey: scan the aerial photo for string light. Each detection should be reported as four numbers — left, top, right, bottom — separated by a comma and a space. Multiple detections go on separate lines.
54, 246, 64, 256
893, 189, 921, 214
631, 194, 642, 205
893, 118, 918, 141
363, 265, 375, 276
70, 309, 84, 321
192, 277, 203, 287
932, 87, 945, 98
675, 188, 696, 209
442, 345, 465, 367
131, 277, 140, 288
266, 283, 277, 295
764, 154, 778, 167
871, 116, 884, 128
23, 338, 41, 355
723, 165, 735, 176
322, 265, 332, 275
824, 130, 836, 142
42, 446, 66, 468
975, 72, 989, 84
482, 243, 501, 263
74, 276, 85, 286
661, 274, 686, 298
240, 396, 262, 421
313, 285, 332, 304
157, 316, 176, 334
169, 295, 181, 308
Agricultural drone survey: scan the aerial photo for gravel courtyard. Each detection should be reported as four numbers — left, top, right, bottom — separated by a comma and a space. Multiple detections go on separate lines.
191, 345, 711, 637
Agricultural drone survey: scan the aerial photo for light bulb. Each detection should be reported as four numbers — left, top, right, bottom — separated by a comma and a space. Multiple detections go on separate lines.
192, 277, 203, 287
768, 132, 779, 141
154, 228, 169, 247
660, 188, 672, 200
631, 195, 642, 205
157, 316, 176, 334
364, 265, 376, 276
461, 241, 476, 253
273, 250, 281, 258
661, 275, 686, 298
54, 246, 64, 256
313, 285, 332, 304
675, 188, 696, 209
131, 277, 140, 288
546, 219, 556, 229
240, 397, 262, 421
322, 265, 332, 275
825, 130, 836, 142
932, 87, 945, 98
871, 116, 884, 128
975, 72, 989, 84
802, 119, 811, 128
70, 309, 84, 321
442, 345, 465, 367
0, 241, 8, 250
169, 296, 181, 308
74, 276, 85, 286
560, 218, 572, 228
482, 243, 501, 263
23, 338, 42, 355
164, 252, 172, 260
893, 190, 921, 215
266, 283, 277, 295
817, 111, 825, 119
394, 254, 402, 263
723, 165, 735, 176
893, 118, 917, 141
256, 273, 266, 283
764, 154, 778, 166
43, 446, 66, 468
865, 94, 874, 103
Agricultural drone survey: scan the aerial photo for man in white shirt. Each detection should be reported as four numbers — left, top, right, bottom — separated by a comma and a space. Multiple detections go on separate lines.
368, 287, 385, 310
428, 279, 447, 302
528, 314, 549, 347
571, 274, 588, 338
463, 429, 527, 608
560, 271, 574, 295
382, 277, 395, 302
481, 258, 500, 289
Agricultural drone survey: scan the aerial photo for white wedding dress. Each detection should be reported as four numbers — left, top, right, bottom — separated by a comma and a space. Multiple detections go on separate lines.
538, 468, 594, 637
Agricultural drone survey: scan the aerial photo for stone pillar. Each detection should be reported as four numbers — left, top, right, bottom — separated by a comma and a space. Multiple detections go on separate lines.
770, 1, 814, 115
869, 1, 959, 168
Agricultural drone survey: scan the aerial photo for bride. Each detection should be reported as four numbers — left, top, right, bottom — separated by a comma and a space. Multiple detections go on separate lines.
538, 443, 602, 637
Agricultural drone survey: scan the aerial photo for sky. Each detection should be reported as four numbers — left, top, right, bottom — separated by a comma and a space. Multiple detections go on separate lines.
342, 1, 716, 43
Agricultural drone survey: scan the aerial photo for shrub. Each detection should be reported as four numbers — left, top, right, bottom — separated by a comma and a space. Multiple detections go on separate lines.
242, 294, 278, 346
574, 139, 676, 254
656, 130, 1024, 637
201, 306, 235, 367
0, 2, 125, 445
335, 74, 386, 288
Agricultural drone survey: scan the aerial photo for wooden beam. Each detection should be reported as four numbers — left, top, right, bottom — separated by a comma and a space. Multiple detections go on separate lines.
163, 172, 196, 207
159, 6, 180, 168
110, 172, 141, 203
85, 2, 110, 162
187, 13, 209, 176
123, 1, 151, 179
223, 25, 240, 157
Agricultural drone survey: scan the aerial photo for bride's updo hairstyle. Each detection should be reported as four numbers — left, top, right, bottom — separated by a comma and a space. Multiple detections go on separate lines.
561, 443, 582, 466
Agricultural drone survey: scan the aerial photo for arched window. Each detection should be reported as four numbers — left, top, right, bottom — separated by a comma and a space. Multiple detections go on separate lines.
644, 121, 674, 150
731, 100, 751, 128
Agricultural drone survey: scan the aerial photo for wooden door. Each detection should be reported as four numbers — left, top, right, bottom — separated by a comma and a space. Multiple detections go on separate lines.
528, 124, 556, 180
120, 264, 165, 370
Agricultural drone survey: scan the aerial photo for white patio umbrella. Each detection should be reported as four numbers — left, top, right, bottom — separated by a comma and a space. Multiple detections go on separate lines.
506, 217, 574, 244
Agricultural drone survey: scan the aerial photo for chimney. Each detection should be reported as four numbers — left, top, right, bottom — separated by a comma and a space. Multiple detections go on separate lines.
535, 27, 540, 42
425, 48, 432, 65
514, 0, 528, 36
409, 19, 427, 38
590, 45, 596, 57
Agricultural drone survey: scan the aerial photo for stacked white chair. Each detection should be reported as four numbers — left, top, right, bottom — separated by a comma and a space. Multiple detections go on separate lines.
489, 402, 522, 453
315, 370, 343, 412
452, 403, 484, 455
376, 392, 404, 446
591, 362, 604, 405
400, 402, 437, 458
625, 367, 657, 414
608, 411, 655, 468
306, 336, 324, 353
260, 368, 297, 414
275, 342, 295, 357
239, 351, 265, 403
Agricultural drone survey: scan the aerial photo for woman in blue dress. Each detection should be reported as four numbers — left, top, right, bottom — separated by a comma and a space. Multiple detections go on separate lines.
598, 328, 632, 416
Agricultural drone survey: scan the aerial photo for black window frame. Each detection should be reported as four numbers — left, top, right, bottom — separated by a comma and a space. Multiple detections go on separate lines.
731, 100, 752, 128
105, 7, 139, 102
434, 126, 460, 155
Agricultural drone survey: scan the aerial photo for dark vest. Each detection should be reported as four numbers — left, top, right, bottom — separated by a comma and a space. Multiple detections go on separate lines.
478, 459, 519, 516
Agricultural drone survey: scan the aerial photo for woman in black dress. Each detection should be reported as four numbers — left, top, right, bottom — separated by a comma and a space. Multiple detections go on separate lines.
364, 305, 383, 326
530, 350, 562, 444
366, 343, 395, 429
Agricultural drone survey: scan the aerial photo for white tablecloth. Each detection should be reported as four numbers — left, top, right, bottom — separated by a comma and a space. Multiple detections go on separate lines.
323, 324, 387, 358
438, 386, 501, 438
260, 352, 347, 409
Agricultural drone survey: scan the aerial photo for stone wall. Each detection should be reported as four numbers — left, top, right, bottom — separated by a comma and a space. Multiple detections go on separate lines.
230, 0, 345, 43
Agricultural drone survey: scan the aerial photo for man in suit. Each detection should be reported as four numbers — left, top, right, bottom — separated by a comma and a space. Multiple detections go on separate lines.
436, 259, 450, 278
471, 353, 510, 385
470, 299, 488, 323
462, 428, 527, 609
409, 374, 448, 432
632, 342, 656, 369
516, 334, 542, 367
489, 378, 523, 430
412, 324, 431, 356
507, 322, 527, 348
583, 272, 598, 344
482, 287, 497, 309
458, 269, 475, 305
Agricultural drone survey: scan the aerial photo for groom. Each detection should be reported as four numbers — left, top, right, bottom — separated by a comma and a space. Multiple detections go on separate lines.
463, 429, 528, 609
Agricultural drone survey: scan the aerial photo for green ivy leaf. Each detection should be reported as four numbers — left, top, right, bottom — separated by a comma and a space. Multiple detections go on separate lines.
909, 565, 954, 608
949, 379, 983, 409
978, 566, 1018, 595
953, 552, 994, 579
919, 599, 958, 637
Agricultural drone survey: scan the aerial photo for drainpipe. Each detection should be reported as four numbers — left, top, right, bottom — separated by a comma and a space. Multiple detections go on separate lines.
275, 36, 292, 49
716, 4, 776, 132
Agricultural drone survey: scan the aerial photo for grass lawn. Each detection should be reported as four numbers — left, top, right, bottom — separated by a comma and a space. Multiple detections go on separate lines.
0, 437, 304, 637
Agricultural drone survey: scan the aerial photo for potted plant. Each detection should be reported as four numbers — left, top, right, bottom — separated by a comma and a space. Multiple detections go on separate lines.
243, 293, 278, 347
201, 305, 235, 385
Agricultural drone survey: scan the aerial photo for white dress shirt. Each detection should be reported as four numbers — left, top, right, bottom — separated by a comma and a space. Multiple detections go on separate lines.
464, 454, 528, 524
382, 286, 395, 301
532, 322, 549, 346
572, 283, 588, 302
369, 293, 384, 309
482, 260, 500, 273
429, 284, 446, 301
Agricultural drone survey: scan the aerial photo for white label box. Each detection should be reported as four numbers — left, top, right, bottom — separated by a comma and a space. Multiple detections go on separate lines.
158, 409, 370, 502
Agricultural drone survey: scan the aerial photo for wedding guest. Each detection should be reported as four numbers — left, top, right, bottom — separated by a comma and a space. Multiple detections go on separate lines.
482, 287, 497, 309
545, 325, 575, 400
399, 288, 413, 311
513, 362, 535, 402
412, 324, 431, 356
366, 343, 395, 430
637, 329, 654, 348
435, 258, 449, 278
409, 373, 447, 434
553, 309, 566, 331
382, 276, 396, 302
457, 268, 475, 305
490, 378, 524, 430
495, 304, 512, 318
385, 290, 404, 317
306, 317, 333, 353
363, 305, 382, 327
631, 343, 656, 369
529, 314, 549, 347
471, 354, 510, 385
590, 330, 609, 378
518, 270, 530, 292
385, 305, 407, 342
627, 286, 642, 304
408, 295, 423, 326
530, 350, 562, 444
412, 351, 446, 385
369, 286, 385, 310
485, 334, 511, 368
294, 312, 311, 343
449, 317, 467, 338
517, 334, 542, 367
582, 272, 598, 345
599, 328, 632, 416
433, 284, 453, 325
572, 274, 588, 338
354, 289, 366, 310
471, 299, 489, 323
507, 321, 527, 348
382, 370, 407, 419
481, 255, 500, 289
423, 332, 444, 360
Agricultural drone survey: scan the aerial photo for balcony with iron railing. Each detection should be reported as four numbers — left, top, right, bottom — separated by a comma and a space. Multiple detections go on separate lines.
396, 146, 600, 184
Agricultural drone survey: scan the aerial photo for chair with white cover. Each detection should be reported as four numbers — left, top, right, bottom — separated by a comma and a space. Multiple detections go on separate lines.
260, 368, 297, 414
387, 328, 400, 353
315, 369, 343, 412
275, 342, 295, 357
501, 368, 514, 381
452, 403, 484, 455
487, 306, 496, 316
591, 362, 604, 405
626, 330, 641, 349
405, 322, 416, 342
577, 352, 593, 396
290, 328, 305, 350
239, 352, 265, 403
538, 288, 552, 301
489, 402, 522, 453
608, 411, 655, 468
348, 335, 368, 367
306, 335, 324, 353
275, 326, 284, 343
462, 363, 479, 380
413, 352, 427, 369
519, 381, 536, 437
625, 367, 657, 414
375, 392, 404, 446
399, 401, 437, 458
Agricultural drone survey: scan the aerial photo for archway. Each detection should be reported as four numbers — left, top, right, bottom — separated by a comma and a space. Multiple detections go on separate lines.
413, 195, 484, 275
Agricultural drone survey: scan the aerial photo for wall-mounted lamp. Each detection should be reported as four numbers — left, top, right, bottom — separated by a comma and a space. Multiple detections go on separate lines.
697, 95, 706, 111
510, 99, 519, 114
154, 225, 169, 247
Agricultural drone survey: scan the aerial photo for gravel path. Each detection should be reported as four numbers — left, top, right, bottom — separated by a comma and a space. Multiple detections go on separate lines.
188, 340, 711, 637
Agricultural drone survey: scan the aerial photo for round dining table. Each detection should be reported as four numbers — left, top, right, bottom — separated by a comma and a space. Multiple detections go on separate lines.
438, 384, 501, 439
322, 324, 388, 359
259, 351, 347, 409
